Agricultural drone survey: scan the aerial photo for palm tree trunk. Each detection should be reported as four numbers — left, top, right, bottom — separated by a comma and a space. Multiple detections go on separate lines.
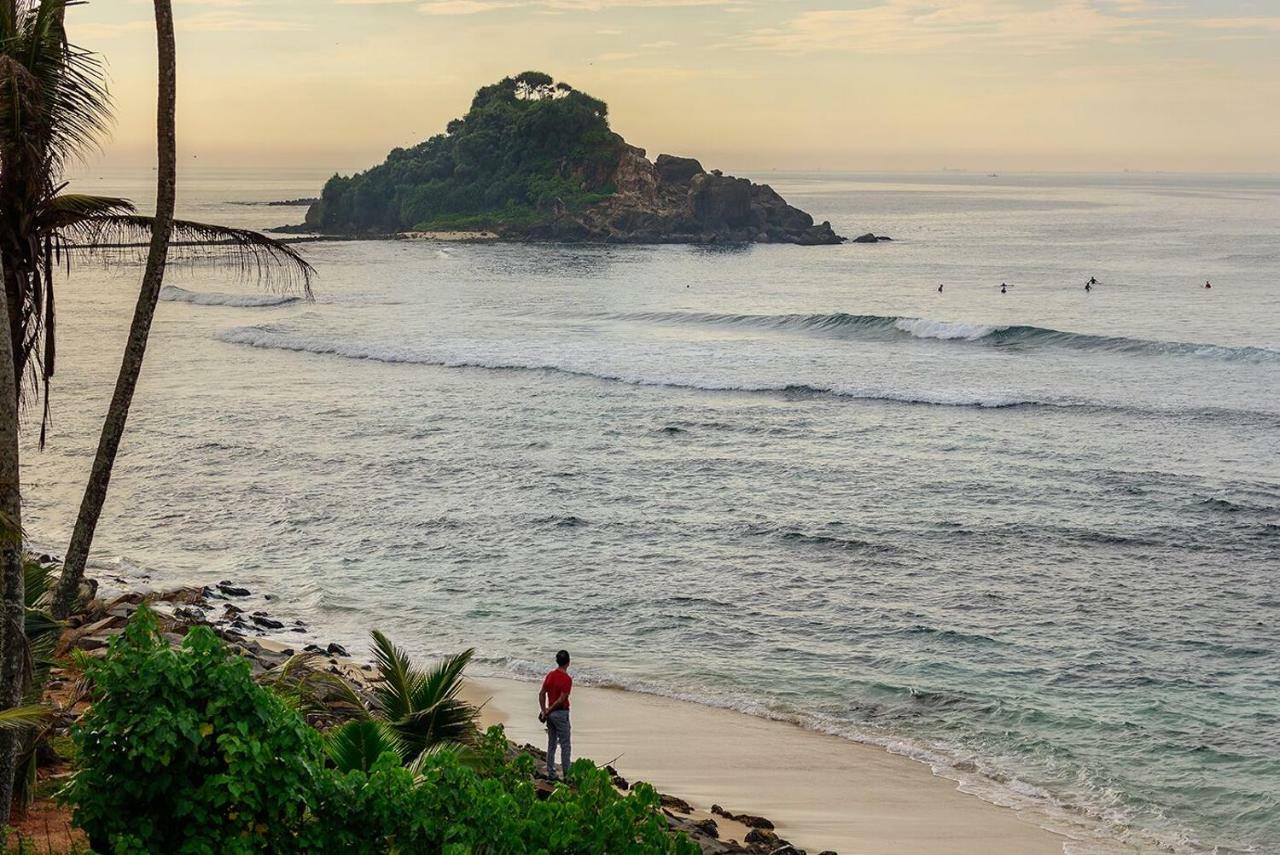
51, 0, 176, 620
0, 265, 25, 824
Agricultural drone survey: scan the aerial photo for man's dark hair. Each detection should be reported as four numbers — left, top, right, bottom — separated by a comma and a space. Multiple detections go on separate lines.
556, 649, 570, 667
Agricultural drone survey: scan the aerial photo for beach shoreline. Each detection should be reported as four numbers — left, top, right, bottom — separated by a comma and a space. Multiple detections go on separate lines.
463, 674, 1074, 855
69, 564, 1151, 854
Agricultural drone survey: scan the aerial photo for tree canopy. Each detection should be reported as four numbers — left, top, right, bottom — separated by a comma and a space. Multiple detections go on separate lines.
310, 72, 623, 233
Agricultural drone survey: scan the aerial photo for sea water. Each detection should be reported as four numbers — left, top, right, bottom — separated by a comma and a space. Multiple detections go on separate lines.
27, 168, 1280, 853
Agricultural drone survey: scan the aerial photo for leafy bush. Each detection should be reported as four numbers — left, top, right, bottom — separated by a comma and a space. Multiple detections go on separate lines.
64, 607, 322, 854
304, 727, 700, 854
66, 610, 699, 854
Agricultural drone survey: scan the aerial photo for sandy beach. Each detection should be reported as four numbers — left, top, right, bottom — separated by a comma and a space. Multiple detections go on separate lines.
465, 675, 1071, 855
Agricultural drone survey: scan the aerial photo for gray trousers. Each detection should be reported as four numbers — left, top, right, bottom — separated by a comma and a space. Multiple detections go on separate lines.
545, 709, 571, 778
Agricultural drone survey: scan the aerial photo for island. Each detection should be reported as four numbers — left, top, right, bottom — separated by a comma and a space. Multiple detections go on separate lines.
290, 72, 845, 245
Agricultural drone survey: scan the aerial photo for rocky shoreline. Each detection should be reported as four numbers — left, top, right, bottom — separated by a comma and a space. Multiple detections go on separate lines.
48, 563, 835, 855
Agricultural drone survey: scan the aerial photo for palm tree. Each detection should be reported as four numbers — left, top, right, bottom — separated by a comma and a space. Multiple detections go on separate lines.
265, 631, 479, 772
31, 4, 312, 619
0, 0, 310, 816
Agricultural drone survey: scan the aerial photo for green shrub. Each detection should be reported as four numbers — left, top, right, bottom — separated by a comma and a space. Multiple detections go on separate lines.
64, 607, 322, 854
65, 610, 699, 854
304, 725, 698, 854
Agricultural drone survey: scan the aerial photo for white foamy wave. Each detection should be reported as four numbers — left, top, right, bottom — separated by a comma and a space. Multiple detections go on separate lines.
892, 317, 999, 341
160, 286, 300, 308
214, 325, 1059, 410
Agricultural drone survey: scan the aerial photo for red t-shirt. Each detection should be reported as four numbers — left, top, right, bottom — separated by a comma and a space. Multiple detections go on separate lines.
542, 669, 572, 710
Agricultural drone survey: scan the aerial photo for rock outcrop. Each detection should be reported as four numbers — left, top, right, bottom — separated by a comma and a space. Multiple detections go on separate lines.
523, 146, 843, 245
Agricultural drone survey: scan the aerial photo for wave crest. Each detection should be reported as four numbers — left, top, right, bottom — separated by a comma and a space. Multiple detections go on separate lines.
608, 311, 1280, 364
160, 286, 300, 308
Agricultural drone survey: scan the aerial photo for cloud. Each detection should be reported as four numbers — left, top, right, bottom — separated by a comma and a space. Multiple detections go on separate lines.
418, 0, 728, 13
418, 0, 517, 12
640, 39, 678, 48
1197, 17, 1280, 33
737, 0, 1165, 55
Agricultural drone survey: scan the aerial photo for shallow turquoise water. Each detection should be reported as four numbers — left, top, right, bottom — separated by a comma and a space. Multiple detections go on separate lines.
28, 168, 1280, 853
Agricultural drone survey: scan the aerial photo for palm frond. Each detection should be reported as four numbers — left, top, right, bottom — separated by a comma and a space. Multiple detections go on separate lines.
22, 556, 54, 608
390, 694, 480, 760
410, 647, 475, 713
405, 741, 465, 780
369, 630, 422, 723
61, 215, 314, 295
259, 652, 370, 721
387, 647, 479, 759
326, 719, 403, 774
0, 705, 49, 731
39, 192, 135, 227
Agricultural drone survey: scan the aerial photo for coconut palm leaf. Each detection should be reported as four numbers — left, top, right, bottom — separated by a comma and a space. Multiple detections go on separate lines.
37, 192, 136, 227
368, 632, 480, 761
61, 215, 314, 294
326, 719, 403, 774
259, 652, 369, 721
369, 629, 423, 724
405, 741, 465, 780
0, 705, 48, 731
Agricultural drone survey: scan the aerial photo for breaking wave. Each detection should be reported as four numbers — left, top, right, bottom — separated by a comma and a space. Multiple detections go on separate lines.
606, 311, 1280, 364
160, 286, 300, 308
215, 324, 1067, 409
214, 324, 1280, 426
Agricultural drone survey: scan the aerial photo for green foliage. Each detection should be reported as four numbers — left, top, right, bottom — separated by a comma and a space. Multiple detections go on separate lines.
65, 611, 698, 854
303, 725, 700, 854
64, 607, 322, 854
367, 630, 478, 764
314, 72, 622, 234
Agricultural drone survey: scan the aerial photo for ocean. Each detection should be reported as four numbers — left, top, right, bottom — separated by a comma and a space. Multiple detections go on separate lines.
28, 168, 1280, 853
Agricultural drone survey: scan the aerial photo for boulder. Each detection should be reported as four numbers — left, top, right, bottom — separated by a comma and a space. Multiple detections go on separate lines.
655, 154, 704, 184
743, 827, 779, 847
216, 581, 251, 597
659, 793, 695, 814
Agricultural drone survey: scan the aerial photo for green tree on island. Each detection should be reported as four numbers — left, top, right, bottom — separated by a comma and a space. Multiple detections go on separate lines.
310, 71, 622, 234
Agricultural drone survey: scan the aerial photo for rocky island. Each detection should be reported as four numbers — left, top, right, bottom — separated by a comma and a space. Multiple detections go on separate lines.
291, 72, 844, 245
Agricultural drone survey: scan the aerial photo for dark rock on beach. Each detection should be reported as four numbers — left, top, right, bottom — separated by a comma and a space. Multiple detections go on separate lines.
216, 581, 251, 597
712, 805, 775, 830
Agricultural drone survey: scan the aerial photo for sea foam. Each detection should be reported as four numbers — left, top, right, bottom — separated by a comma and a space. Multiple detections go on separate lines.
160, 286, 300, 308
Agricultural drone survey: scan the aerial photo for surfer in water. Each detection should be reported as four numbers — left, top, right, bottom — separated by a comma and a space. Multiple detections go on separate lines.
938, 283, 944, 293
1000, 283, 1008, 294
1205, 280, 1212, 289
1085, 282, 1092, 292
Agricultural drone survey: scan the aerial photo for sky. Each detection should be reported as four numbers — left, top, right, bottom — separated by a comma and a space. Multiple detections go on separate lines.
72, 0, 1280, 174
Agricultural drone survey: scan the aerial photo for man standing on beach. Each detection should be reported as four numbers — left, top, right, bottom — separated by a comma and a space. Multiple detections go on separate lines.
538, 650, 572, 781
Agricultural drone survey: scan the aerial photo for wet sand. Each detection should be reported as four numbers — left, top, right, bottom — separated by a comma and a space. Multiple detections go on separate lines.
465, 675, 1071, 855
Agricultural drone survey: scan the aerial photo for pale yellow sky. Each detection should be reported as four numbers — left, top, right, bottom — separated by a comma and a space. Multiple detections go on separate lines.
74, 0, 1280, 173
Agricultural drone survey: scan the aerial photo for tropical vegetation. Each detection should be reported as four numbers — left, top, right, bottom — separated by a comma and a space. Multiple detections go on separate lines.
309, 71, 623, 234
64, 608, 698, 854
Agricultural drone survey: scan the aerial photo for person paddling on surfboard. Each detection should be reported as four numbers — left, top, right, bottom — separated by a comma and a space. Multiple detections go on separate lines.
1000, 283, 1008, 294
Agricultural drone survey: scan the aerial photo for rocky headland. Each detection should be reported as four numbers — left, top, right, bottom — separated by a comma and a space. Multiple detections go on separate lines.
518, 150, 843, 246
286, 72, 846, 246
